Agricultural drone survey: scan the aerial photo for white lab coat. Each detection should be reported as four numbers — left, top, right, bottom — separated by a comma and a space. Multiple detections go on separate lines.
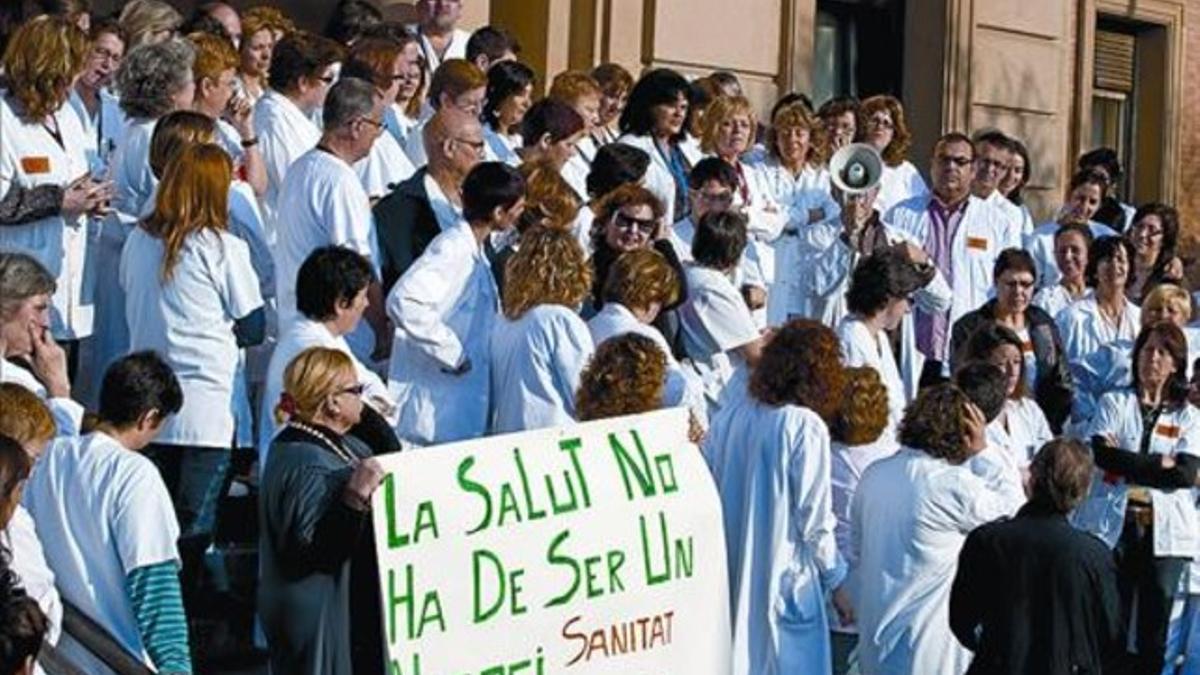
988, 397, 1053, 469
121, 227, 263, 447
411, 26, 470, 82
751, 156, 840, 226
385, 102, 420, 154
587, 302, 708, 427
887, 194, 1022, 366
4, 505, 62, 646
810, 223, 952, 399
488, 304, 595, 434
1024, 220, 1118, 289
355, 129, 417, 201
0, 94, 93, 340
258, 317, 391, 466
678, 264, 761, 412
273, 148, 378, 360
1072, 390, 1200, 557
617, 133, 683, 225
482, 123, 521, 167
984, 189, 1028, 242
1032, 284, 1087, 321
65, 87, 125, 175
850, 448, 1010, 675
387, 224, 497, 445
0, 360, 83, 437
667, 216, 771, 328
85, 117, 157, 406
561, 144, 592, 201
874, 160, 928, 215
254, 90, 320, 241
1056, 294, 1141, 370
837, 316, 905, 445
704, 395, 846, 675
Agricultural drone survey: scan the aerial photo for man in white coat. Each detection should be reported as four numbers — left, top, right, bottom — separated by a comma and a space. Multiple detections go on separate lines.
386, 162, 524, 445
851, 384, 1009, 675
887, 132, 1020, 385
254, 30, 343, 241
274, 77, 388, 364
410, 0, 471, 83
971, 129, 1031, 239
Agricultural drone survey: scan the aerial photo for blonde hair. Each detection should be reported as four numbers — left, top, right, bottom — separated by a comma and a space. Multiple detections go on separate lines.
143, 143, 231, 280
0, 383, 56, 449
242, 6, 294, 43
859, 95, 912, 167
768, 100, 828, 166
1, 15, 89, 121
503, 227, 593, 319
189, 30, 238, 85
149, 110, 216, 178
700, 95, 757, 155
118, 0, 183, 48
549, 70, 602, 105
1143, 283, 1192, 325
275, 347, 355, 424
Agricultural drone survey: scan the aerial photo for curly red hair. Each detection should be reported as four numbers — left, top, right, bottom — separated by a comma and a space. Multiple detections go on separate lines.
576, 333, 667, 421
749, 318, 846, 423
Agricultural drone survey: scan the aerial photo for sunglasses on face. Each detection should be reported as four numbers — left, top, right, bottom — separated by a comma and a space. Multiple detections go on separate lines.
614, 212, 656, 236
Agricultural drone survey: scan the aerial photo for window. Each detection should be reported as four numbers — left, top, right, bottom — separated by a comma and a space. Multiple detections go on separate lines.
812, 0, 906, 103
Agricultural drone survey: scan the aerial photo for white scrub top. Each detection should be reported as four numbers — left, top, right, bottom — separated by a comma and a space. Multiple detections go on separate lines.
851, 447, 1010, 675
121, 227, 263, 447
704, 396, 846, 675
1057, 294, 1141, 371
258, 317, 391, 466
387, 223, 498, 445
254, 90, 321, 239
273, 148, 378, 360
989, 397, 1053, 469
0, 94, 93, 339
1032, 284, 1087, 321
489, 304, 595, 434
22, 431, 180, 674
4, 505, 62, 645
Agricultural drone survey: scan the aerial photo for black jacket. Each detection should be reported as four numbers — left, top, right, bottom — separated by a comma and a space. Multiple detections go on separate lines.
950, 502, 1123, 675
372, 168, 441, 293
949, 300, 1074, 432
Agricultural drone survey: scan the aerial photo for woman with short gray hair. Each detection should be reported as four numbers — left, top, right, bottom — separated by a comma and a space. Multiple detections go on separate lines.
0, 251, 81, 436
89, 37, 196, 403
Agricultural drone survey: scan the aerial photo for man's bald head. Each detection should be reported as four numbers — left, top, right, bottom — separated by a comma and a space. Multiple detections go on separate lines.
425, 107, 485, 175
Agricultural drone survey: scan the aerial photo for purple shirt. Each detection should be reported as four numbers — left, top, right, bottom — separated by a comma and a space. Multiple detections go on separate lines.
914, 197, 969, 361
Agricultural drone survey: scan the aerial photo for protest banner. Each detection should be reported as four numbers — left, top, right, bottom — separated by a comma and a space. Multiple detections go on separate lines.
371, 407, 731, 675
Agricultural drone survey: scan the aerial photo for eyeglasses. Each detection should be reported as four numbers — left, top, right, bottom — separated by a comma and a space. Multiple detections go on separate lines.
613, 212, 657, 236
937, 155, 973, 168
337, 383, 366, 397
976, 157, 1010, 172
867, 116, 894, 130
358, 116, 385, 132
453, 137, 486, 156
692, 189, 733, 205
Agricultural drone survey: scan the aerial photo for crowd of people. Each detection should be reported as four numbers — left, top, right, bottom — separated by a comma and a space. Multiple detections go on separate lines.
0, 0, 1197, 674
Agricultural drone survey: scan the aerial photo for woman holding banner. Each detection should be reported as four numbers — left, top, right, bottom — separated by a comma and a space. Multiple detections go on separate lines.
703, 318, 851, 675
258, 346, 387, 675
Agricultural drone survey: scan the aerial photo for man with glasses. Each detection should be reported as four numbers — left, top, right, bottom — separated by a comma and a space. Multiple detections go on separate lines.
972, 129, 1031, 238
886, 132, 1020, 388
410, 0, 470, 82
402, 58, 488, 166
375, 107, 485, 294
275, 78, 390, 366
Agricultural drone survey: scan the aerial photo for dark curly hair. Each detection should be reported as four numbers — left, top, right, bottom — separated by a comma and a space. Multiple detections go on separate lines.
846, 246, 935, 318
749, 319, 846, 423
1085, 235, 1135, 290
898, 384, 975, 463
0, 563, 46, 674
576, 333, 667, 421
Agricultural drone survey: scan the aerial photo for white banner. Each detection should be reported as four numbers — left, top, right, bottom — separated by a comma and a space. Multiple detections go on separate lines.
371, 407, 731, 674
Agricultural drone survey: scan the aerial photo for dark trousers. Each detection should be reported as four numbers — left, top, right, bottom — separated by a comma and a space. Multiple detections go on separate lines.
143, 443, 232, 615
56, 338, 79, 384
1114, 514, 1188, 674
919, 359, 948, 390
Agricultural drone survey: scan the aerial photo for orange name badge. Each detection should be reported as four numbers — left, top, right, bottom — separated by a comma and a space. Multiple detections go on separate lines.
1155, 424, 1181, 440
966, 236, 989, 251
20, 156, 51, 174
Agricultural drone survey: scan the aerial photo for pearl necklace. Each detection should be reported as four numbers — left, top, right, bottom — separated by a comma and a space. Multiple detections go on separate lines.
286, 419, 358, 466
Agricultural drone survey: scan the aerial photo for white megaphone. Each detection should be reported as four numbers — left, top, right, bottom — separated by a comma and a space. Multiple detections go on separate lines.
829, 142, 883, 204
